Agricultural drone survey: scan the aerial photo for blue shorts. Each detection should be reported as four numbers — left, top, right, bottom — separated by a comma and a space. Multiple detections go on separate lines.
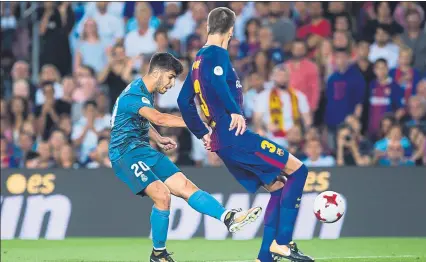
216, 131, 289, 193
111, 146, 180, 195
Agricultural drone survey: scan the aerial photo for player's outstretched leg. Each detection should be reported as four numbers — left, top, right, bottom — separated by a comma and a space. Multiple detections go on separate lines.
145, 181, 176, 262
165, 172, 262, 233
269, 155, 314, 262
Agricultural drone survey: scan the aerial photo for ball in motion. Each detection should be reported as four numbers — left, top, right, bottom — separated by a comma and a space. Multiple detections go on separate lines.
313, 191, 346, 223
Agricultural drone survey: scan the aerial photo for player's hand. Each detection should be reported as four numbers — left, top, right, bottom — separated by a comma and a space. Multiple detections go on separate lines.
202, 133, 212, 151
157, 136, 177, 151
229, 114, 246, 136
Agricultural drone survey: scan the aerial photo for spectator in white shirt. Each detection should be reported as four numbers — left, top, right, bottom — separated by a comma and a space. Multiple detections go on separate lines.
71, 100, 110, 163
84, 2, 125, 19
78, 2, 124, 47
303, 138, 336, 167
368, 25, 399, 69
243, 71, 266, 122
35, 64, 63, 106
124, 3, 157, 61
169, 2, 207, 43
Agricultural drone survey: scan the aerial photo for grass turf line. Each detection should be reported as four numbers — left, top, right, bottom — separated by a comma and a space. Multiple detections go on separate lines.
2, 237, 426, 262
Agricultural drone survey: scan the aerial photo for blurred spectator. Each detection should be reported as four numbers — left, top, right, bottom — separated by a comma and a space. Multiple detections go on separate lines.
1, 135, 18, 168
250, 50, 272, 81
368, 25, 399, 69
253, 65, 311, 147
286, 125, 305, 158
48, 129, 68, 164
297, 2, 332, 55
336, 124, 371, 166
125, 2, 160, 33
367, 59, 404, 138
286, 40, 321, 112
36, 141, 54, 168
154, 29, 176, 55
374, 123, 412, 160
157, 58, 188, 111
408, 125, 426, 165
0, 99, 13, 142
98, 44, 132, 110
77, 2, 125, 47
72, 101, 110, 164
39, 2, 74, 76
363, 1, 403, 43
24, 151, 42, 169
292, 2, 310, 27
170, 2, 207, 43
73, 65, 99, 104
315, 38, 333, 80
303, 138, 336, 167
95, 91, 112, 124
87, 137, 111, 168
402, 95, 426, 130
74, 18, 107, 73
15, 132, 36, 167
36, 64, 63, 106
377, 139, 415, 166
264, 2, 296, 48
390, 47, 422, 105
160, 2, 182, 31
243, 71, 265, 122
240, 18, 261, 58
12, 80, 30, 101
35, 82, 71, 141
58, 114, 73, 142
377, 114, 397, 139
400, 10, 426, 74
85, 2, 125, 19
1, 2, 17, 53
8, 96, 32, 144
393, 2, 425, 29
124, 3, 157, 60
254, 2, 269, 22
58, 144, 80, 169
10, 60, 37, 102
327, 2, 353, 33
230, 2, 255, 43
325, 47, 365, 148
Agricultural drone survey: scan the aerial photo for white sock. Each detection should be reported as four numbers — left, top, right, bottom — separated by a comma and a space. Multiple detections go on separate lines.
153, 246, 166, 251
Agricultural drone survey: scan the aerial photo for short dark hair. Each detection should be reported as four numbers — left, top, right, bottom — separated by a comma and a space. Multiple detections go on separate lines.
84, 100, 97, 109
154, 29, 168, 41
26, 151, 40, 161
80, 65, 96, 77
148, 52, 183, 75
374, 58, 388, 67
207, 7, 236, 35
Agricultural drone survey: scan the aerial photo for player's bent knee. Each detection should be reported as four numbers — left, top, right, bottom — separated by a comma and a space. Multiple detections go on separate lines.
145, 181, 171, 210
284, 154, 304, 175
165, 172, 199, 200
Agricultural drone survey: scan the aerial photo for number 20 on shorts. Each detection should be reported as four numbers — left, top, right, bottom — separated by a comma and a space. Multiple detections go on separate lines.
131, 161, 150, 182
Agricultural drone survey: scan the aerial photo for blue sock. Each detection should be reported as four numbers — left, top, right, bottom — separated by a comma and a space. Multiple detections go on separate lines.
151, 206, 170, 249
276, 164, 308, 245
258, 188, 282, 262
187, 190, 227, 221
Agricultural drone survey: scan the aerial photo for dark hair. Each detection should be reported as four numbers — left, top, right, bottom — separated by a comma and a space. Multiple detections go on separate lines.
333, 46, 351, 54
374, 58, 388, 67
8, 96, 29, 125
26, 151, 40, 161
154, 29, 168, 41
148, 52, 183, 75
80, 65, 96, 77
41, 81, 55, 92
84, 100, 97, 109
207, 7, 236, 35
244, 18, 261, 40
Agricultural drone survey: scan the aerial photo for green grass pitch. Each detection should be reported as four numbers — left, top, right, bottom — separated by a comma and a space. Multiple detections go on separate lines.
2, 238, 426, 262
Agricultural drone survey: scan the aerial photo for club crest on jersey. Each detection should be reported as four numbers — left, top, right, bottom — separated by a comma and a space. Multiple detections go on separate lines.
276, 148, 285, 156
236, 80, 242, 89
142, 97, 151, 104
214, 66, 223, 76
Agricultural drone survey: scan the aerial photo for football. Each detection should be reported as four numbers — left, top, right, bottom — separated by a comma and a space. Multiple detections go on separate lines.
314, 191, 346, 223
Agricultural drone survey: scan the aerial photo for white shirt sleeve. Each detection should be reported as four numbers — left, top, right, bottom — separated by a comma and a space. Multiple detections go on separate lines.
71, 120, 85, 141
254, 90, 268, 114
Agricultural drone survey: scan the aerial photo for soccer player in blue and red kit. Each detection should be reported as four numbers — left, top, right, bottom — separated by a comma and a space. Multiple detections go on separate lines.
109, 53, 262, 261
178, 7, 314, 262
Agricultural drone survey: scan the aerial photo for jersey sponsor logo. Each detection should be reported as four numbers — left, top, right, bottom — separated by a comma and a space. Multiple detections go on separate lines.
142, 97, 151, 105
214, 66, 223, 76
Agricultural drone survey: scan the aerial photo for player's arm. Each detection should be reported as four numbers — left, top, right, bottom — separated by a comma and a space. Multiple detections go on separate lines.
139, 107, 186, 128
208, 50, 246, 135
177, 70, 210, 139
149, 124, 177, 151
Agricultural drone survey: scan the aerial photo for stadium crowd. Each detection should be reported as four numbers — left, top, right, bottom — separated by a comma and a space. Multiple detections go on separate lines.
1, 1, 426, 169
